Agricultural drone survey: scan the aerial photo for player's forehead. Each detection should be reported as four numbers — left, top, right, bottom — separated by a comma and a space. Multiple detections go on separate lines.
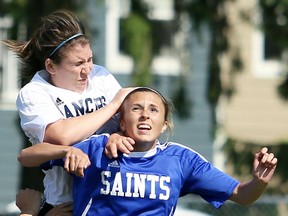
125, 91, 165, 107
60, 42, 91, 58
61, 44, 92, 61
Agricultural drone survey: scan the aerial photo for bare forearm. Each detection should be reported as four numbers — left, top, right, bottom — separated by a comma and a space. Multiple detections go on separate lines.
44, 101, 119, 145
18, 143, 70, 167
230, 179, 268, 205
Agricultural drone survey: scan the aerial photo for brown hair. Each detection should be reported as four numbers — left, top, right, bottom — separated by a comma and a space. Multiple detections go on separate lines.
2, 9, 90, 85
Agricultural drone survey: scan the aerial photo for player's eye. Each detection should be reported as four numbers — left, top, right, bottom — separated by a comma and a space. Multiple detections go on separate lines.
150, 107, 158, 113
132, 106, 140, 111
75, 61, 84, 66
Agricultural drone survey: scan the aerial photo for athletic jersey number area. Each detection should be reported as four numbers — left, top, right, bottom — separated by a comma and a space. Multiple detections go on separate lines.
44, 134, 239, 216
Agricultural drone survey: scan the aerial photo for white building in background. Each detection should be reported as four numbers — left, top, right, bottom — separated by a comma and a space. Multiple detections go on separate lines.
219, 0, 288, 145
88, 0, 181, 76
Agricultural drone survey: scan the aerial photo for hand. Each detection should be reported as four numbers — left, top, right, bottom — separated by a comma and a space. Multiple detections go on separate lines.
64, 147, 91, 177
111, 87, 137, 109
16, 188, 42, 216
104, 132, 135, 158
253, 147, 278, 184
45, 202, 73, 216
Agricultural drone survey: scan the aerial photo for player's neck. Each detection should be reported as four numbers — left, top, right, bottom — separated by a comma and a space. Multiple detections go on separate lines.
133, 140, 157, 152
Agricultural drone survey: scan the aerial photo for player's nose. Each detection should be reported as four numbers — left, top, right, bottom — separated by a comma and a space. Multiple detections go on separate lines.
81, 63, 90, 75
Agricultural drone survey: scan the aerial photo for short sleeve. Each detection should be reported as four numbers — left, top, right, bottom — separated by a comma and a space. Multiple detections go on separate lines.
16, 85, 64, 144
180, 151, 239, 208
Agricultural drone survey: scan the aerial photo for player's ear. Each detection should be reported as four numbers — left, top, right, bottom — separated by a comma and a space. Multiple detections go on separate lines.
119, 119, 126, 132
161, 121, 168, 133
45, 58, 56, 75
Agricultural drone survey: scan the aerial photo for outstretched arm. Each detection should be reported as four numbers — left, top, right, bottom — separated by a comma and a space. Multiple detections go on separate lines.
18, 142, 90, 177
18, 142, 72, 167
229, 147, 277, 205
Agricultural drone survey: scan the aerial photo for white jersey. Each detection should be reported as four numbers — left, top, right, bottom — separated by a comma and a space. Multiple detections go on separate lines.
16, 64, 121, 205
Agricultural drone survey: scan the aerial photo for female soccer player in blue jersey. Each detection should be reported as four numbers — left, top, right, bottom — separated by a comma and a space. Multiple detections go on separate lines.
18, 87, 278, 216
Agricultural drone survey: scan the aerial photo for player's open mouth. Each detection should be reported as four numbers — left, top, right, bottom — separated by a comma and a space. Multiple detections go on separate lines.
137, 124, 151, 130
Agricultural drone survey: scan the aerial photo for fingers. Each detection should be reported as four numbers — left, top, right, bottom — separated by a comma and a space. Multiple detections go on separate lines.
125, 137, 135, 150
118, 138, 135, 153
260, 152, 278, 166
113, 138, 134, 155
64, 148, 90, 177
105, 136, 135, 159
107, 143, 119, 159
114, 87, 138, 107
257, 147, 278, 167
104, 148, 114, 159
260, 147, 268, 155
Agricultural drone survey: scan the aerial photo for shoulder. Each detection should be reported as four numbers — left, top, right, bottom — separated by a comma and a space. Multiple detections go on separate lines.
18, 70, 52, 94
17, 83, 50, 105
88, 65, 121, 92
158, 142, 208, 162
73, 134, 109, 158
75, 134, 110, 149
89, 133, 110, 143
90, 64, 113, 76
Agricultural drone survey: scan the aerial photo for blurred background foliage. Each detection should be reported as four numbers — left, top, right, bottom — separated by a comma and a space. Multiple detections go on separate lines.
120, 1, 153, 86
1, 0, 288, 193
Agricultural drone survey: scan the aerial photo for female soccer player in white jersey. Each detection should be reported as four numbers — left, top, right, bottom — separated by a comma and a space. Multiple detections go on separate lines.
18, 87, 278, 216
2, 10, 135, 215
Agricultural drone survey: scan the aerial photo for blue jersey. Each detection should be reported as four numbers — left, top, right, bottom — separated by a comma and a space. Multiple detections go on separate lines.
46, 134, 239, 216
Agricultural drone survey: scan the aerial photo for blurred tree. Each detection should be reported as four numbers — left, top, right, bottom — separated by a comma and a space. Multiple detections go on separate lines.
2, 0, 82, 41
120, 0, 153, 86
121, 0, 193, 119
174, 0, 242, 126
